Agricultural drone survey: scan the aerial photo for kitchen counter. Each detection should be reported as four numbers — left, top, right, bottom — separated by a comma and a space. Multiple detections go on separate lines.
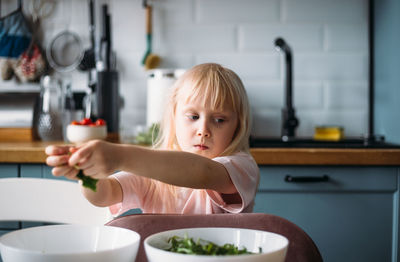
0, 142, 400, 165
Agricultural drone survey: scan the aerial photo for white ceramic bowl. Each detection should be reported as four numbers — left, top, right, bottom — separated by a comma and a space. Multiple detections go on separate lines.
144, 227, 288, 262
0, 225, 140, 262
66, 124, 107, 143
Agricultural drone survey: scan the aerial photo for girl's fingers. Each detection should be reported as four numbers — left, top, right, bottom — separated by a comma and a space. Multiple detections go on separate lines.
46, 155, 70, 167
45, 145, 71, 156
68, 146, 93, 166
63, 167, 79, 180
52, 165, 75, 177
80, 165, 99, 177
74, 161, 94, 172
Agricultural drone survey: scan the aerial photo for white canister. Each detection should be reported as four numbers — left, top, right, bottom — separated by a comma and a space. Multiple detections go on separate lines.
146, 69, 185, 127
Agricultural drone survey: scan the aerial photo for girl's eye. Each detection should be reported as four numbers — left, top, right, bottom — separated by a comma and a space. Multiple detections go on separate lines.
214, 118, 225, 124
187, 115, 199, 120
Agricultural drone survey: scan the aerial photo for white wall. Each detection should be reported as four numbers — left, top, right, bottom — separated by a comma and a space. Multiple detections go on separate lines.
0, 0, 368, 138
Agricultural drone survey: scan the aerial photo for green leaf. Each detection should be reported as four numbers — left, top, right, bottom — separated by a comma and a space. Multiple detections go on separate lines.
165, 235, 257, 256
76, 170, 98, 192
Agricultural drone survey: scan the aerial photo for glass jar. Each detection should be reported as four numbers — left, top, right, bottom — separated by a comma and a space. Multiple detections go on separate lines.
36, 75, 63, 141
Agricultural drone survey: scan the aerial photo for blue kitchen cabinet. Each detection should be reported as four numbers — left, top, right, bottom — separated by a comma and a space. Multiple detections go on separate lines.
254, 166, 398, 262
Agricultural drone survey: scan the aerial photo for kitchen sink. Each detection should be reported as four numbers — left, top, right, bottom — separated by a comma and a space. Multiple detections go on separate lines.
249, 137, 400, 149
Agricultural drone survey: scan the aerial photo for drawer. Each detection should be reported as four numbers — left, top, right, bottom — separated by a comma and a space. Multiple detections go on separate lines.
258, 166, 398, 192
20, 164, 42, 178
0, 164, 18, 178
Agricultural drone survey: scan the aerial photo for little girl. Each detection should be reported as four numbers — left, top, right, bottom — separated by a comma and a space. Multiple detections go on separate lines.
45, 63, 260, 215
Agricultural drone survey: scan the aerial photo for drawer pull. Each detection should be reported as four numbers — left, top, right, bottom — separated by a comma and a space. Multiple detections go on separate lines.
284, 175, 329, 183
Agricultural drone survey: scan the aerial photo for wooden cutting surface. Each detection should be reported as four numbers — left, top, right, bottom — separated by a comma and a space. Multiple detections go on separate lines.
0, 141, 399, 165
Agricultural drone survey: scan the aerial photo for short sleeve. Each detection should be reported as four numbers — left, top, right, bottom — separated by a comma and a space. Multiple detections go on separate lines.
108, 171, 152, 216
207, 152, 260, 213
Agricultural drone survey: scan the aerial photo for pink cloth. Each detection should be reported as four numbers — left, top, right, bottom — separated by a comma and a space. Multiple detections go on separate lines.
109, 152, 259, 216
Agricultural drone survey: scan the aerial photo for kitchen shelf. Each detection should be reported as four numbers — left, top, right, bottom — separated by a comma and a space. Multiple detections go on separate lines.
0, 82, 40, 93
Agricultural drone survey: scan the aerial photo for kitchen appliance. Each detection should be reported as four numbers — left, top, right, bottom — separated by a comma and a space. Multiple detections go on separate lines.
96, 4, 119, 135
146, 69, 185, 127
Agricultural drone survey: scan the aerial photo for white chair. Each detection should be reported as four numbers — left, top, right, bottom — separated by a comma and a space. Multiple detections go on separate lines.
0, 177, 112, 225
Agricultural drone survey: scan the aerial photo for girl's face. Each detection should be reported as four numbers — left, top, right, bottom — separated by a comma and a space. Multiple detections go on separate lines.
175, 96, 238, 159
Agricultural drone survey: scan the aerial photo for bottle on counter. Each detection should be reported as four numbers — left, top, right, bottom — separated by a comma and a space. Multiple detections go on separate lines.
34, 75, 64, 141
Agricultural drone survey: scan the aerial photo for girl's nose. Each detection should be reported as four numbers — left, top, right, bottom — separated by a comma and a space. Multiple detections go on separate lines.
197, 122, 211, 138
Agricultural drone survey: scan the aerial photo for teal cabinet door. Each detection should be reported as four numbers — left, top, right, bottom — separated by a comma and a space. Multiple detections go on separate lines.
0, 164, 18, 178
254, 166, 398, 262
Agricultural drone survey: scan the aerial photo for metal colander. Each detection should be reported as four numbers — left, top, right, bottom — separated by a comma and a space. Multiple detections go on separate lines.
46, 30, 83, 73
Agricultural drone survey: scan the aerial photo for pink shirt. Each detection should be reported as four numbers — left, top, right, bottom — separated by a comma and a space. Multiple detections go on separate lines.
109, 152, 259, 216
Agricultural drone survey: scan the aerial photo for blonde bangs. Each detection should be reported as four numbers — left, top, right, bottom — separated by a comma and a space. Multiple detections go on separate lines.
177, 68, 239, 113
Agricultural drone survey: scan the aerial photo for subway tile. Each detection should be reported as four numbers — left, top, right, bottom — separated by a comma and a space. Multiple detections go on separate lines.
112, 0, 144, 52
154, 25, 236, 53
294, 53, 368, 81
294, 82, 324, 109
325, 24, 368, 51
120, 78, 147, 109
196, 54, 280, 79
284, 0, 367, 23
325, 82, 368, 109
239, 24, 323, 51
247, 81, 323, 111
154, 0, 195, 25
116, 52, 148, 79
157, 55, 195, 70
196, 0, 280, 23
246, 82, 283, 109
251, 109, 281, 137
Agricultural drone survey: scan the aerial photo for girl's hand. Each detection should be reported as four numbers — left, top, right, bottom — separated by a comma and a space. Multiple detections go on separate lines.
67, 140, 120, 179
45, 145, 79, 180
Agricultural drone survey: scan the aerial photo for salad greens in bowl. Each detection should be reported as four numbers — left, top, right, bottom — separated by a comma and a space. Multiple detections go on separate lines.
144, 227, 288, 262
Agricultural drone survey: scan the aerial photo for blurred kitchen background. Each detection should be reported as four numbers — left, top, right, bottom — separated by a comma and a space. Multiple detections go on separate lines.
0, 0, 398, 143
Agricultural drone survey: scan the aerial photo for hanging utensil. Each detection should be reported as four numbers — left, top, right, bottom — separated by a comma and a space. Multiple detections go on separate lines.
78, 0, 96, 71
47, 30, 83, 73
141, 0, 160, 70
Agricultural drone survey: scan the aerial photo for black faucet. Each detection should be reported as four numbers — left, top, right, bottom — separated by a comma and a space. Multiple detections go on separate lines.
274, 37, 299, 142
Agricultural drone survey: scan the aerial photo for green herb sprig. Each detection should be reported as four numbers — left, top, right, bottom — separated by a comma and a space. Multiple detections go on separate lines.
76, 170, 98, 192
166, 234, 259, 256
135, 123, 160, 145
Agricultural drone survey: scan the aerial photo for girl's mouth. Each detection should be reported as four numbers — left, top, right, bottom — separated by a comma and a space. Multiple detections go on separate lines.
194, 144, 209, 150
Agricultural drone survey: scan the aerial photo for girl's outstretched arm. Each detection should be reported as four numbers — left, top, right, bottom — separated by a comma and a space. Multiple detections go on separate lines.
45, 144, 122, 207
68, 140, 236, 194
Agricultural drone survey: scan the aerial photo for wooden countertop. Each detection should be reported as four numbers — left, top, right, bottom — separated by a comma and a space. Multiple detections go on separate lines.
1, 141, 400, 165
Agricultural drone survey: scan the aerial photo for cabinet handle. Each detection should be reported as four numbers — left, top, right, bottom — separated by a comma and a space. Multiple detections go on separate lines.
284, 175, 329, 183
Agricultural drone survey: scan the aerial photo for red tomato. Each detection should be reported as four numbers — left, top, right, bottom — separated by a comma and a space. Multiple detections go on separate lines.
95, 119, 106, 126
70, 120, 80, 125
80, 118, 92, 125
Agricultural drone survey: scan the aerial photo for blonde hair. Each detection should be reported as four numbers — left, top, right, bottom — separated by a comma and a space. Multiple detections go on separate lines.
154, 63, 251, 156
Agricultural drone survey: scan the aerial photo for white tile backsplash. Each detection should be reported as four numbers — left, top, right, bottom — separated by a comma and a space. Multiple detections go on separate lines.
0, 0, 369, 138
196, 0, 280, 24
284, 0, 367, 23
